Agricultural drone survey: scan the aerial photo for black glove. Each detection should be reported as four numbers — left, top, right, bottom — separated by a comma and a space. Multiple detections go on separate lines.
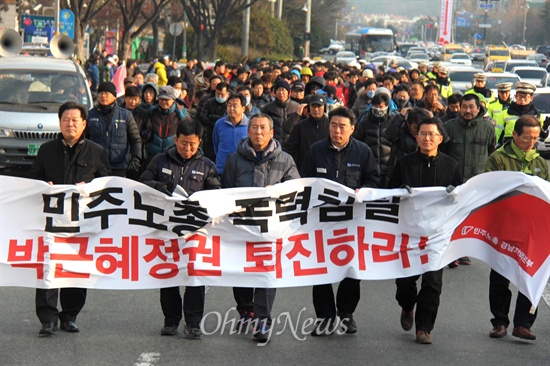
127, 157, 141, 173
543, 116, 550, 131
399, 184, 412, 194
446, 185, 456, 194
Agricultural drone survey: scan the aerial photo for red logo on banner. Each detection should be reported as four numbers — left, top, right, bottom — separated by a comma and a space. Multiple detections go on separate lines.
451, 192, 550, 276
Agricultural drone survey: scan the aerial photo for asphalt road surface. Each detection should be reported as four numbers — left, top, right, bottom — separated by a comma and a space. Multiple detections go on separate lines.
1, 259, 549, 366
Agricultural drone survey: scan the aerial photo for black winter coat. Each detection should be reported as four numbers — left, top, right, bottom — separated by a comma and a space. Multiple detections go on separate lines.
261, 98, 300, 146
301, 137, 380, 189
140, 146, 221, 195
284, 115, 329, 171
28, 135, 111, 184
387, 151, 462, 189
353, 111, 394, 184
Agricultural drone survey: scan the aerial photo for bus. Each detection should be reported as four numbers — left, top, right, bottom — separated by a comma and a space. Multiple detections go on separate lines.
345, 28, 396, 58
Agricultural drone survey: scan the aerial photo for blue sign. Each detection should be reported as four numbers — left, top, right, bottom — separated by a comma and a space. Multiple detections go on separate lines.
456, 17, 473, 28
20, 15, 55, 42
479, 3, 495, 9
474, 33, 483, 40
59, 9, 75, 39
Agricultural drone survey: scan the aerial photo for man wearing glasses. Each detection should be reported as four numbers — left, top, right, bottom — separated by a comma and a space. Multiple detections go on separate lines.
494, 82, 549, 146
388, 117, 462, 344
485, 115, 549, 341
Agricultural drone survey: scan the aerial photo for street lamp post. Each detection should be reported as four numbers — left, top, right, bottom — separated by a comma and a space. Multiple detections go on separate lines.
304, 0, 311, 58
522, 1, 529, 46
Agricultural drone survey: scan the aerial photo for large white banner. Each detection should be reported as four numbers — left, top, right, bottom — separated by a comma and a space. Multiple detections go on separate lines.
1, 173, 549, 307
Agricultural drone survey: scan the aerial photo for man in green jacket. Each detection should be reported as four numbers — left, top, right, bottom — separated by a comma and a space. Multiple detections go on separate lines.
485, 115, 549, 341
442, 93, 496, 266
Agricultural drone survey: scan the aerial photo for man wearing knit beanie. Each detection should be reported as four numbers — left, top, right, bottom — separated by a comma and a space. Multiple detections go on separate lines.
261, 79, 300, 146
86, 81, 142, 177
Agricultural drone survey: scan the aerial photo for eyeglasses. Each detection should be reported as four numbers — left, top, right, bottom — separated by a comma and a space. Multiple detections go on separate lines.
519, 135, 539, 142
418, 132, 441, 138
515, 93, 532, 99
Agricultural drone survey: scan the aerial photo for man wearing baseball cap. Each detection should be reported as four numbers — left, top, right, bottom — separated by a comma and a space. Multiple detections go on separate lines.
494, 82, 548, 145
142, 85, 190, 164
86, 81, 142, 177
488, 82, 513, 119
284, 94, 329, 170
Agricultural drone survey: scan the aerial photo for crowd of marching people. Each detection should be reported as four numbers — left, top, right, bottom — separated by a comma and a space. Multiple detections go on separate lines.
28, 50, 550, 344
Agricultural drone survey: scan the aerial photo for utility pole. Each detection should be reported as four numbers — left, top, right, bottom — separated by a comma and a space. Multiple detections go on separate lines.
277, 0, 283, 20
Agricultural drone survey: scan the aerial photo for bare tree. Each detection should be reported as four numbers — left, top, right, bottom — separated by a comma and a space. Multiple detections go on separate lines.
62, 0, 113, 61
113, 0, 171, 61
179, 0, 260, 61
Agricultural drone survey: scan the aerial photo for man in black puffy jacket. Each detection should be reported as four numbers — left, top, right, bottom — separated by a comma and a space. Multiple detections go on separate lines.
140, 119, 221, 339
301, 107, 380, 337
261, 79, 300, 146
387, 117, 462, 345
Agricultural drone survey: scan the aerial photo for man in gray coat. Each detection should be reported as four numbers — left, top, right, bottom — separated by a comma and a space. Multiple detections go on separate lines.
222, 113, 300, 343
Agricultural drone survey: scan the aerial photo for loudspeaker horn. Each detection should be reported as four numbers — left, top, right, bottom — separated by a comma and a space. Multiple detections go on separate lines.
0, 29, 23, 57
50, 33, 74, 59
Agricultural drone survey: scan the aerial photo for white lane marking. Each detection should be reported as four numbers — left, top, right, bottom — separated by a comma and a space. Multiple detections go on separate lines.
543, 282, 550, 308
134, 352, 160, 366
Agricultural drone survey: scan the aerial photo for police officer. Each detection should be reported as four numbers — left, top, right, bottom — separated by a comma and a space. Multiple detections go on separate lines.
487, 82, 513, 120
494, 82, 548, 145
465, 73, 495, 103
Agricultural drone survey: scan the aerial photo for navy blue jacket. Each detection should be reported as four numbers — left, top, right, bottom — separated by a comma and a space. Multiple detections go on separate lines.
301, 137, 380, 189
86, 105, 142, 170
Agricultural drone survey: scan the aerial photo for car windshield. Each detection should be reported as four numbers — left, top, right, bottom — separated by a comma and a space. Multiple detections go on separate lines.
505, 62, 537, 72
410, 53, 428, 59
0, 70, 89, 107
452, 54, 469, 60
337, 52, 355, 57
486, 76, 520, 89
513, 70, 547, 80
489, 49, 509, 56
533, 93, 549, 113
449, 71, 479, 82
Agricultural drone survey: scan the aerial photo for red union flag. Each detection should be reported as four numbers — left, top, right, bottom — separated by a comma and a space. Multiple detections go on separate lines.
452, 192, 550, 277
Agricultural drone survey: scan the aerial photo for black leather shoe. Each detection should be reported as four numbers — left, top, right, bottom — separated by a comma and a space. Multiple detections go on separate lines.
60, 320, 79, 333
337, 311, 357, 334
160, 325, 178, 336
400, 309, 414, 331
489, 325, 507, 338
39, 321, 58, 336
512, 326, 536, 340
310, 318, 336, 337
